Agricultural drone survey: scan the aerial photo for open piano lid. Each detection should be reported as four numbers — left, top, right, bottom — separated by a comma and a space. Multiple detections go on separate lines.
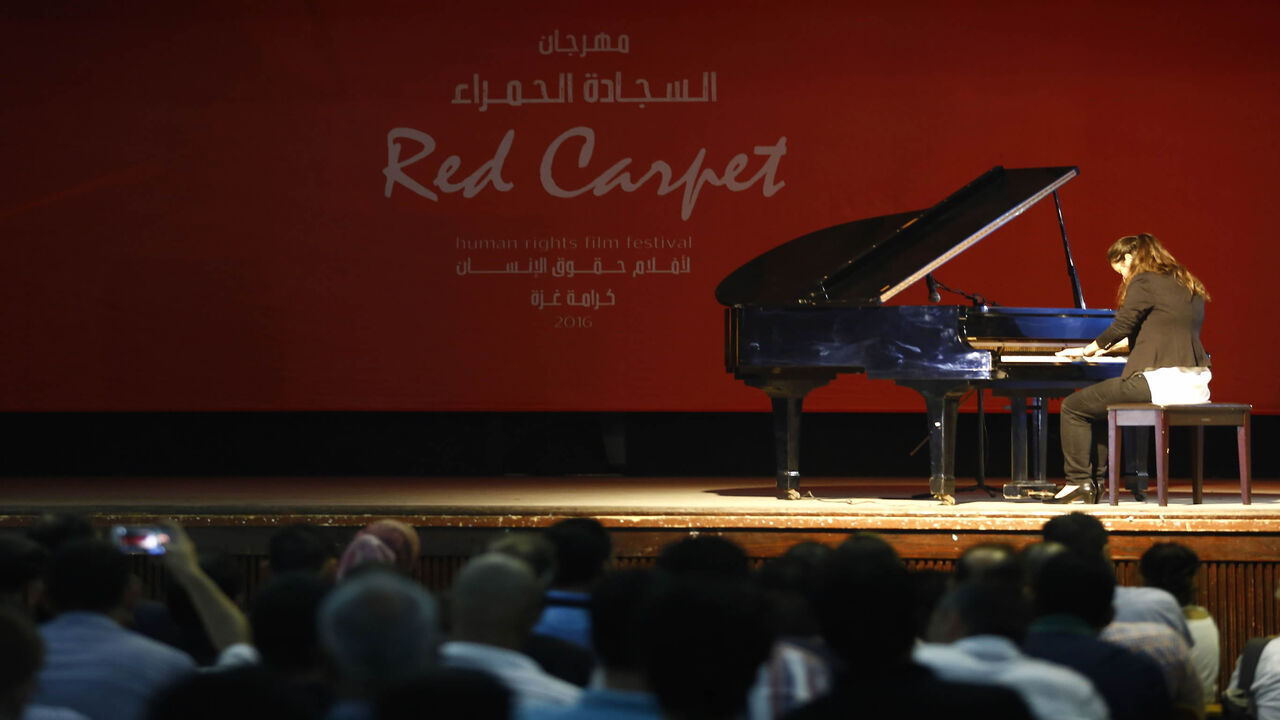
714, 166, 1078, 307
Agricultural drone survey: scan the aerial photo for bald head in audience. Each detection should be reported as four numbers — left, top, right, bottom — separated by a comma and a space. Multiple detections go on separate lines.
449, 553, 544, 650
487, 533, 557, 589
954, 543, 1020, 586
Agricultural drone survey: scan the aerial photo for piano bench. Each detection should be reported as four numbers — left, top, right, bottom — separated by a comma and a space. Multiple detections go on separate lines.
1106, 403, 1253, 506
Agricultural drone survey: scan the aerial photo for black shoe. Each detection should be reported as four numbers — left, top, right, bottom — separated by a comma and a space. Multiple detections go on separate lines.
1125, 477, 1148, 502
1045, 483, 1098, 504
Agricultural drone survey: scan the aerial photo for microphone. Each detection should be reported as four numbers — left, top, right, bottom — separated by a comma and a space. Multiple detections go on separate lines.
926, 274, 941, 303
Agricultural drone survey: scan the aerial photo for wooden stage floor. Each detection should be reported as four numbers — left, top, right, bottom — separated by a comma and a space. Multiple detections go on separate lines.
1, 475, 1276, 538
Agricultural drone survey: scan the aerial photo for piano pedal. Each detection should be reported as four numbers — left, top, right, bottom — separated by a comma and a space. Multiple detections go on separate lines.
1002, 481, 1059, 500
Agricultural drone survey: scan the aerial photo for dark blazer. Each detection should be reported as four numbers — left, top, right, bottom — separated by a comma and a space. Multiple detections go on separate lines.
1094, 271, 1209, 378
1024, 627, 1172, 720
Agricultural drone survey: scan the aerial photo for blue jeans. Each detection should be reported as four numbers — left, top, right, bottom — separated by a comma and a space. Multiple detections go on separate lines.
1060, 374, 1151, 485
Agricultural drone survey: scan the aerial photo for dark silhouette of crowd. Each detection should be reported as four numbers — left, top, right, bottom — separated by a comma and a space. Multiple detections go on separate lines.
0, 510, 1268, 720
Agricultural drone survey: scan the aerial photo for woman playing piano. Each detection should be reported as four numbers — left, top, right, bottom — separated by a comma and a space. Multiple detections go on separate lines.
1048, 233, 1212, 504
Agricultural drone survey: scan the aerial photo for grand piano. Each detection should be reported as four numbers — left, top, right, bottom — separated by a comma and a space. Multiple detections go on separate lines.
716, 166, 1126, 502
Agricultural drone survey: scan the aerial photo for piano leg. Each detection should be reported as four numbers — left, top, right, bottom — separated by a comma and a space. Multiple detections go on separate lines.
1031, 396, 1049, 481
1000, 393, 1058, 500
899, 381, 968, 504
745, 376, 833, 500
1010, 396, 1028, 483
771, 394, 804, 500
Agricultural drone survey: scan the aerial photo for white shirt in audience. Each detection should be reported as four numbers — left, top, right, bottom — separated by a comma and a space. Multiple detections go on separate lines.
913, 635, 1109, 720
22, 706, 91, 720
1229, 638, 1280, 720
1184, 608, 1220, 700
1113, 586, 1191, 642
440, 640, 582, 712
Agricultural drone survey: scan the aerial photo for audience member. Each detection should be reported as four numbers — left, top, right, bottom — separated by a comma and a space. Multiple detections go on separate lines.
355, 520, 421, 575
533, 519, 612, 650
1112, 584, 1195, 637
786, 533, 1032, 720
22, 516, 95, 624
32, 539, 196, 720
266, 524, 338, 577
145, 667, 313, 720
1225, 575, 1280, 720
23, 517, 232, 657
659, 536, 830, 719
0, 536, 47, 618
251, 572, 332, 675
954, 542, 1021, 586
489, 533, 595, 688
440, 553, 582, 711
915, 580, 1109, 720
522, 569, 664, 720
1044, 514, 1201, 717
0, 606, 88, 720
1022, 549, 1172, 720
95, 526, 257, 671
641, 575, 775, 720
755, 542, 833, 645
655, 534, 750, 578
1099, 620, 1204, 719
1041, 512, 1110, 559
24, 516, 95, 553
131, 535, 244, 659
234, 572, 335, 714
335, 521, 421, 581
1142, 542, 1219, 700
159, 551, 246, 665
1017, 540, 1067, 589
488, 533, 557, 589
156, 525, 251, 656
377, 668, 511, 720
1043, 512, 1190, 640
753, 546, 840, 719
918, 542, 1021, 642
910, 568, 950, 642
318, 568, 441, 719
334, 535, 397, 581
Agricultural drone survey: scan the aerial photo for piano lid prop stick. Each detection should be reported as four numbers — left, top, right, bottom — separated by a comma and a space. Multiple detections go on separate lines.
1055, 190, 1086, 309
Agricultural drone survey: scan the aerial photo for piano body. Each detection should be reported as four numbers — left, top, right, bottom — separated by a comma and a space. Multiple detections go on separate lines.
715, 166, 1125, 502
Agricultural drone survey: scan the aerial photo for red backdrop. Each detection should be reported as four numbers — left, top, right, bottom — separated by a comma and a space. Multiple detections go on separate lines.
3, 1, 1277, 412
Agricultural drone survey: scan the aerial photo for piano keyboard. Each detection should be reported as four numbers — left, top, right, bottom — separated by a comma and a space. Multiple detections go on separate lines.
999, 355, 1127, 364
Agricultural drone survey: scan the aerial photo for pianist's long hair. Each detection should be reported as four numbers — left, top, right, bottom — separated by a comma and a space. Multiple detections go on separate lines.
1107, 233, 1210, 306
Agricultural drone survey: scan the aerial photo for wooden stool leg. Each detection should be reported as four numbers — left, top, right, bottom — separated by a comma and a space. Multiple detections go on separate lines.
1156, 412, 1170, 506
1191, 426, 1204, 504
1108, 411, 1120, 505
1240, 413, 1252, 505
